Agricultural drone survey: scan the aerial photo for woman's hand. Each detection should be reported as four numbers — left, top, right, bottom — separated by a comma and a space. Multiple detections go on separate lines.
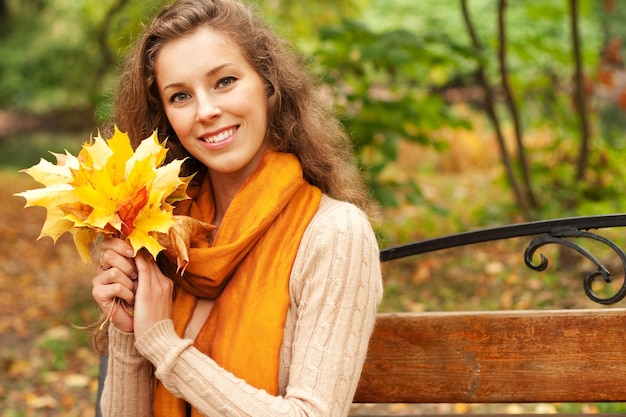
92, 238, 138, 333
133, 250, 174, 340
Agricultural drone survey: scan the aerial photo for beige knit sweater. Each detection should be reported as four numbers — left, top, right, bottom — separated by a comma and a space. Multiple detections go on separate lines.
100, 195, 383, 417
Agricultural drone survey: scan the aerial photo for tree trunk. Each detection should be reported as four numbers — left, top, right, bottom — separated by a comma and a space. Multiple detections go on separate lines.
570, 0, 592, 182
498, 0, 538, 210
461, 0, 532, 220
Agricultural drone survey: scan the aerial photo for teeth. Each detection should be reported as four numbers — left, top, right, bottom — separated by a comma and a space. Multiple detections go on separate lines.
204, 128, 235, 144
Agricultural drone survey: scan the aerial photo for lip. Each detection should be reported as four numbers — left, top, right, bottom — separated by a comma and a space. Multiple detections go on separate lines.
200, 126, 238, 150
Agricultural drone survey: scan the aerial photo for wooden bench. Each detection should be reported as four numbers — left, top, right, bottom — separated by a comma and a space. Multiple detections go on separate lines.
350, 214, 626, 416
351, 309, 626, 415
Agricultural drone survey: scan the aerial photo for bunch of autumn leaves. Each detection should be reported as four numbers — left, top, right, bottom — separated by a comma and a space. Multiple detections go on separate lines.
16, 128, 212, 273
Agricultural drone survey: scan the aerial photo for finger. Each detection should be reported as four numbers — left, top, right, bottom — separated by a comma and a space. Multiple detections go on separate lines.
101, 237, 134, 257
135, 251, 158, 282
92, 283, 133, 308
93, 269, 136, 305
99, 244, 137, 279
133, 252, 173, 339
99, 254, 137, 280
135, 252, 171, 295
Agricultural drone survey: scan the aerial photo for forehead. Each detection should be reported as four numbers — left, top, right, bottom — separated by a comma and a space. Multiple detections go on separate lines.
155, 27, 246, 75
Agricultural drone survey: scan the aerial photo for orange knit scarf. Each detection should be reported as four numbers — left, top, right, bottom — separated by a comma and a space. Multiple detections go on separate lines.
153, 150, 322, 417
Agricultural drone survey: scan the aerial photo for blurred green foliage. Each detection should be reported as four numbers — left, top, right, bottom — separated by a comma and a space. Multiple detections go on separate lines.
314, 20, 473, 206
1, 0, 625, 218
0, 0, 165, 116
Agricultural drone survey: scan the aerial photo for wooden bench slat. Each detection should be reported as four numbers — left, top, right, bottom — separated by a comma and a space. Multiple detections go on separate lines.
354, 309, 626, 404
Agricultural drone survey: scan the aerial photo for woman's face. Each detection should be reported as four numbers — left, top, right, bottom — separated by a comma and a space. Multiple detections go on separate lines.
155, 27, 268, 181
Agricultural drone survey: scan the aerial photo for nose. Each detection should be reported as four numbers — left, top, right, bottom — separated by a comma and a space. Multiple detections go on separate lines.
196, 95, 221, 122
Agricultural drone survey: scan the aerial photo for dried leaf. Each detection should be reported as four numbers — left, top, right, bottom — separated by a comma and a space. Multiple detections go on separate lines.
158, 215, 216, 273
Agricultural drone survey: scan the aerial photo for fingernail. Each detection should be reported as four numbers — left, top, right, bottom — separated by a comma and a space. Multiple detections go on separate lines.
127, 249, 134, 257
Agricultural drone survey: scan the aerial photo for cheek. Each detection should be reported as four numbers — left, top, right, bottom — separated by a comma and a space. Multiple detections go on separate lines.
250, 97, 269, 133
164, 109, 190, 138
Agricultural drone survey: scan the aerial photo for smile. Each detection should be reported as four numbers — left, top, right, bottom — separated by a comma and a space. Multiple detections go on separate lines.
203, 127, 237, 144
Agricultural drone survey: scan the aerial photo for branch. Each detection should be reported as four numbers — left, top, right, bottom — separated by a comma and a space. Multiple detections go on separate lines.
460, 0, 531, 219
497, 0, 537, 209
570, 0, 591, 181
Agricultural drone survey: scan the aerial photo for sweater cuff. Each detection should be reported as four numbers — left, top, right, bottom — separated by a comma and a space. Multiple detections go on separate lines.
108, 324, 141, 356
134, 319, 193, 369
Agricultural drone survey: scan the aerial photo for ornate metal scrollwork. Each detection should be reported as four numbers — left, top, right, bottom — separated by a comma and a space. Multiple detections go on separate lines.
524, 226, 626, 305
380, 214, 626, 305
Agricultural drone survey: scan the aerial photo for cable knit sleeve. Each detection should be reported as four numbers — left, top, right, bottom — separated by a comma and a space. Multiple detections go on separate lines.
133, 196, 383, 416
280, 196, 383, 415
101, 325, 154, 417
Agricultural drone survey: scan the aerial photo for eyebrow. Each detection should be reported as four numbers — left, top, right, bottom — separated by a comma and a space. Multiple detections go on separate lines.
161, 63, 235, 92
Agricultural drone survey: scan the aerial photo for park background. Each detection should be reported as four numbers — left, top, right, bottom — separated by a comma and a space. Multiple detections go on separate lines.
1, 0, 626, 415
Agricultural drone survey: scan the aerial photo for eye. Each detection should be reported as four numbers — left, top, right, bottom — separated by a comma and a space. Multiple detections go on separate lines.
217, 76, 237, 88
169, 92, 191, 103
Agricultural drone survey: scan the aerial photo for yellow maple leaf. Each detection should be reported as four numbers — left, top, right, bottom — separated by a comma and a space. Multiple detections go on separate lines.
17, 183, 80, 242
105, 128, 136, 185
20, 151, 78, 186
79, 134, 113, 170
127, 190, 178, 259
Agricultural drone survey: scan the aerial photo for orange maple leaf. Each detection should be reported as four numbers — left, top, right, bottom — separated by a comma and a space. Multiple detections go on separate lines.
118, 186, 149, 238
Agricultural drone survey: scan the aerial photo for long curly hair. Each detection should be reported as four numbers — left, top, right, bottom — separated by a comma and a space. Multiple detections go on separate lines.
111, 0, 376, 216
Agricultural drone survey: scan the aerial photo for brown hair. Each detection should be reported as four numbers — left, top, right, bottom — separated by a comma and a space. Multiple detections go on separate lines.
112, 0, 376, 215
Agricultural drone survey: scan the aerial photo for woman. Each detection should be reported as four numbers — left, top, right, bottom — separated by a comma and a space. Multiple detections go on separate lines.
92, 0, 383, 416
